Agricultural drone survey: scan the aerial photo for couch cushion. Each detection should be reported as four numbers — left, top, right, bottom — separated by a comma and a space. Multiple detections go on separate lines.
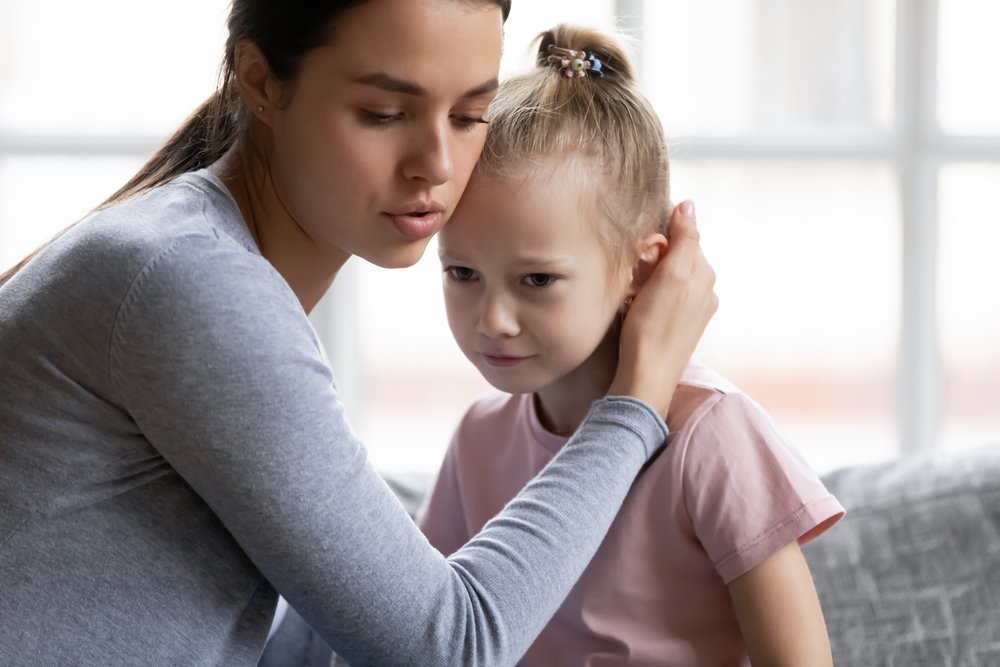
803, 445, 1000, 666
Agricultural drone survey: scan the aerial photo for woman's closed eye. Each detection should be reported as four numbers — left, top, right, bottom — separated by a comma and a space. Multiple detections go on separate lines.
451, 114, 489, 131
359, 109, 487, 132
444, 265, 477, 282
360, 109, 404, 127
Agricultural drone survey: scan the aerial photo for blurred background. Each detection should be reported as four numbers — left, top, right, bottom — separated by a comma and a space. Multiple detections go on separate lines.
1, 0, 997, 476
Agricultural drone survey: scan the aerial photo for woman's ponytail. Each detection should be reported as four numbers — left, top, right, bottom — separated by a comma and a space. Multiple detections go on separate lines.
102, 78, 242, 207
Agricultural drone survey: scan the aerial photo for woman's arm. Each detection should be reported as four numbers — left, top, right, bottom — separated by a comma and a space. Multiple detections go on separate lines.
728, 540, 834, 666
109, 202, 714, 665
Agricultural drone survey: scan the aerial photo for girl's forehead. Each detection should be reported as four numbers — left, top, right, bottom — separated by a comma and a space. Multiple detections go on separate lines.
447, 166, 608, 253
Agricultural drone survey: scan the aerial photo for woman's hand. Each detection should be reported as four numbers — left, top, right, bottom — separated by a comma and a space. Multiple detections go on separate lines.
609, 200, 717, 416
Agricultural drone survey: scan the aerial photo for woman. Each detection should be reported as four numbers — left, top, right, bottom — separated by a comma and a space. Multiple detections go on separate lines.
0, 1, 716, 665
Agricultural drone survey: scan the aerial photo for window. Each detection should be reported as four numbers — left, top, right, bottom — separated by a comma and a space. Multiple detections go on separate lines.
0, 0, 228, 269
3, 1, 996, 476
632, 0, 999, 468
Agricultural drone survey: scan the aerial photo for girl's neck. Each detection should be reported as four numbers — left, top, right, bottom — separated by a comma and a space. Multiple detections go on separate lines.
210, 144, 347, 314
533, 325, 621, 437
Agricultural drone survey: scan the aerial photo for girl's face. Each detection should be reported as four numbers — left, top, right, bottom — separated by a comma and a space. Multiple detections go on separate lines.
439, 162, 632, 397
264, 0, 503, 268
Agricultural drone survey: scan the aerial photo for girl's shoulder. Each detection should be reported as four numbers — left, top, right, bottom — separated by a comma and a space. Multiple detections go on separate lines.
667, 361, 781, 454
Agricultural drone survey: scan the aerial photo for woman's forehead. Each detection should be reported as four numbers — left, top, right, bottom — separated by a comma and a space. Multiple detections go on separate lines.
306, 0, 504, 97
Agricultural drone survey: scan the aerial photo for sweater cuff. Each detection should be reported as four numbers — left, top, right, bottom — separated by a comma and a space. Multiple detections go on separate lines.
588, 396, 669, 459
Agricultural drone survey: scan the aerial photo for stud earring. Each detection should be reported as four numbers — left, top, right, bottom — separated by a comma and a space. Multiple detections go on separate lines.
256, 105, 264, 114
623, 295, 634, 312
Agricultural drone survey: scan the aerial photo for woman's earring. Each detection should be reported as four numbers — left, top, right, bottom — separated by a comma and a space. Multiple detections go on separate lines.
623, 295, 634, 313
256, 105, 264, 114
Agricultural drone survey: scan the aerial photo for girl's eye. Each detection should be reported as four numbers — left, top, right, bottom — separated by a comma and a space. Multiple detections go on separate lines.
524, 273, 555, 288
361, 110, 404, 126
445, 266, 477, 282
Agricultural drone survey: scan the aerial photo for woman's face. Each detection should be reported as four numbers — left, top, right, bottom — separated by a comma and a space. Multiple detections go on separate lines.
264, 0, 503, 268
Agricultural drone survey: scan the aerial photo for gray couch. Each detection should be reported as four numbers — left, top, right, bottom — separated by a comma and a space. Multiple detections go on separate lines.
802, 445, 1000, 665
261, 445, 1000, 666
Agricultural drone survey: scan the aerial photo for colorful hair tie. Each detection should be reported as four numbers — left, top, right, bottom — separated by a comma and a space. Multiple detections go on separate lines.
546, 44, 604, 79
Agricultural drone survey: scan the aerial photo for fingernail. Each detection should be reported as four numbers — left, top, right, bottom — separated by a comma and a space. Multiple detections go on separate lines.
680, 200, 695, 216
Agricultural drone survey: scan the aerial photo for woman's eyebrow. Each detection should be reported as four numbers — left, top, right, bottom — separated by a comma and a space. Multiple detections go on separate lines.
351, 73, 498, 98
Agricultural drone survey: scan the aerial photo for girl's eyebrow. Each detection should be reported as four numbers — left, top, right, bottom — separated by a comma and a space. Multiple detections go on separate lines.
351, 73, 499, 99
511, 257, 572, 269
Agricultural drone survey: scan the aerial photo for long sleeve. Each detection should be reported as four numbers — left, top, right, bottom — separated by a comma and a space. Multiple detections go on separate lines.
109, 233, 668, 666
416, 431, 475, 558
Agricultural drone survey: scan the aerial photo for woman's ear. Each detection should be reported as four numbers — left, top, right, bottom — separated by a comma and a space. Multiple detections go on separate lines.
626, 233, 668, 298
234, 40, 281, 127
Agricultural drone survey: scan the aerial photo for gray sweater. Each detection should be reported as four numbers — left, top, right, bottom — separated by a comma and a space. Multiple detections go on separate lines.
0, 170, 668, 666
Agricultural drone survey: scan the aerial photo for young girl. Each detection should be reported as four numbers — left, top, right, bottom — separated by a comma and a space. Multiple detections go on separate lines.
419, 24, 844, 666
0, 2, 719, 665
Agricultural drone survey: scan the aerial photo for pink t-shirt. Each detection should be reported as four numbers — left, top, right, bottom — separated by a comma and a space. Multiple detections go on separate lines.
418, 362, 844, 666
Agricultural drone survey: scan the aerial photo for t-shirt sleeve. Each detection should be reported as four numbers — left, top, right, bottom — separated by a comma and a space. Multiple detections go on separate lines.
108, 235, 669, 666
416, 430, 473, 558
681, 393, 844, 584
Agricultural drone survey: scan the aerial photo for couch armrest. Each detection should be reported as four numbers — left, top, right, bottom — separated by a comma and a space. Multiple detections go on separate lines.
803, 445, 1000, 665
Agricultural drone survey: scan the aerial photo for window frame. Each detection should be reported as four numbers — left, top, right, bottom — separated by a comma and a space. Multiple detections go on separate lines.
2, 0, 997, 459
620, 0, 1000, 454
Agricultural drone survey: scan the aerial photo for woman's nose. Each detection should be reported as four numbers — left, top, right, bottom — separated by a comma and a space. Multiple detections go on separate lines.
403, 123, 453, 186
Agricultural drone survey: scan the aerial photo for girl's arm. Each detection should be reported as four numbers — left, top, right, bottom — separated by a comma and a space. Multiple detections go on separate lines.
728, 540, 834, 666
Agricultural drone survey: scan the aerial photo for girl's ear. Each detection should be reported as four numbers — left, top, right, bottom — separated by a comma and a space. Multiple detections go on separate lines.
626, 233, 668, 298
234, 40, 282, 127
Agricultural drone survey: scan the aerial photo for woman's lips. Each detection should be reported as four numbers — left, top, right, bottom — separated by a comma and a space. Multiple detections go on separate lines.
385, 201, 446, 241
387, 211, 443, 241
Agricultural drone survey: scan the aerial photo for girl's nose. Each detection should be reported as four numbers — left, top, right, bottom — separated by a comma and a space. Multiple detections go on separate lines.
476, 294, 519, 338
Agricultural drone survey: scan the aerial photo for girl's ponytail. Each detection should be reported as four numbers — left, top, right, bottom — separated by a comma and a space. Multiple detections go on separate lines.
536, 25, 637, 84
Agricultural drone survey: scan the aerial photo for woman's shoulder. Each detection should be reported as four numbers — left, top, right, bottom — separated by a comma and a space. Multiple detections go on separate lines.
84, 170, 257, 267
46, 170, 278, 307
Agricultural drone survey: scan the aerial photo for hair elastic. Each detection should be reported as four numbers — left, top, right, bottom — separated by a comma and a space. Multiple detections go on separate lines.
546, 44, 604, 79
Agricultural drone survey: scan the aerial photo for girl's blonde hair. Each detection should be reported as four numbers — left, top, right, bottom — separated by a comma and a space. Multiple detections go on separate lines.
479, 24, 669, 276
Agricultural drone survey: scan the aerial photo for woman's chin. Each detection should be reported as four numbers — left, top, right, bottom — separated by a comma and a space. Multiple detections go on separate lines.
362, 242, 431, 269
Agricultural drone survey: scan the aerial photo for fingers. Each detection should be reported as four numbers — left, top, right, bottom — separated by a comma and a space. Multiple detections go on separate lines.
657, 200, 701, 281
663, 199, 718, 315
668, 200, 700, 244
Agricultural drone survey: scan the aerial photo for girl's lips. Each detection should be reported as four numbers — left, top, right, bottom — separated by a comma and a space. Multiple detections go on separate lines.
482, 354, 529, 367
387, 211, 443, 241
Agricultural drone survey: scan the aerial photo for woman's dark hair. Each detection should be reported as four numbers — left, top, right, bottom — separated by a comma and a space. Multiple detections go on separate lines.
0, 0, 511, 286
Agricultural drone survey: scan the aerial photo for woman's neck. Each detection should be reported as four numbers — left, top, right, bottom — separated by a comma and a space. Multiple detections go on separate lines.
210, 145, 347, 314
533, 326, 621, 437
